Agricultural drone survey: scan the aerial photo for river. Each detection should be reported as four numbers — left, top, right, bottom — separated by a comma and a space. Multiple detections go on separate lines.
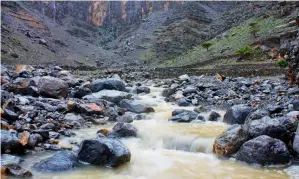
20, 86, 299, 179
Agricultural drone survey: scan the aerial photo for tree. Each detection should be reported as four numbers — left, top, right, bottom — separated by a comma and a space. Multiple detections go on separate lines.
236, 46, 253, 58
201, 42, 213, 51
249, 21, 259, 38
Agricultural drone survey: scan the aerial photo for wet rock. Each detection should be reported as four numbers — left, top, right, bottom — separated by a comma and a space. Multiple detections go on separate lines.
213, 124, 248, 156
35, 101, 57, 112
119, 99, 154, 113
73, 86, 91, 98
183, 86, 197, 95
78, 138, 131, 167
179, 74, 190, 81
267, 105, 283, 114
63, 113, 84, 128
116, 113, 133, 123
91, 78, 126, 92
38, 76, 68, 98
177, 98, 190, 107
1, 130, 24, 154
33, 151, 78, 172
31, 130, 50, 140
1, 154, 23, 166
208, 111, 221, 121
28, 133, 43, 148
2, 78, 37, 96
83, 90, 132, 104
245, 110, 269, 123
49, 132, 60, 139
235, 135, 290, 165
40, 123, 55, 130
223, 104, 253, 124
293, 124, 299, 154
108, 122, 137, 138
43, 144, 61, 151
292, 100, 299, 111
247, 116, 295, 142
136, 86, 150, 94
169, 110, 198, 123
162, 87, 176, 98
5, 164, 32, 177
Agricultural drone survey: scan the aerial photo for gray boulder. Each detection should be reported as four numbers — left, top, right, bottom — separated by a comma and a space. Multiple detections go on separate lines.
108, 122, 137, 138
33, 151, 78, 172
119, 99, 154, 113
83, 90, 132, 104
1, 130, 24, 154
169, 110, 198, 123
235, 135, 290, 165
223, 104, 253, 124
91, 78, 126, 92
116, 113, 133, 123
77, 138, 131, 167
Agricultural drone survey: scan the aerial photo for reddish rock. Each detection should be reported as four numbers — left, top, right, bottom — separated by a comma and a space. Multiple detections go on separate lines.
19, 131, 30, 146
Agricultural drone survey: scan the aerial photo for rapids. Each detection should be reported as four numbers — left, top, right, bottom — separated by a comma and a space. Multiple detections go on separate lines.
20, 86, 299, 179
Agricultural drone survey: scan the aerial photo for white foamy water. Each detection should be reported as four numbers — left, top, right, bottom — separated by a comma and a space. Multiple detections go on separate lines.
20, 86, 294, 179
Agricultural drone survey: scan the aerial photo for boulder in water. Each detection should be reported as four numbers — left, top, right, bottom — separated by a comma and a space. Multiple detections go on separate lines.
213, 124, 248, 156
136, 86, 150, 94
169, 110, 198, 123
33, 151, 78, 172
208, 111, 221, 121
108, 122, 137, 138
91, 78, 126, 92
116, 113, 133, 123
78, 138, 131, 167
119, 99, 154, 113
1, 130, 24, 154
223, 104, 253, 124
235, 135, 290, 165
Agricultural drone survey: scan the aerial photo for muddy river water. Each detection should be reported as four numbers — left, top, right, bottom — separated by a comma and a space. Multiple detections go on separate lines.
20, 87, 299, 179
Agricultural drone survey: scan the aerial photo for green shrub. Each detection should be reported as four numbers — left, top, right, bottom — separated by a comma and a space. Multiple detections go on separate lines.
277, 59, 288, 68
236, 46, 254, 57
201, 42, 213, 51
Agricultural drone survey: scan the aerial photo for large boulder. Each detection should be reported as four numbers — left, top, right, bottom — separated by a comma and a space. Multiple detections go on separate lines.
108, 122, 137, 138
83, 90, 132, 104
119, 99, 154, 114
2, 78, 37, 96
1, 154, 23, 166
78, 138, 131, 167
33, 151, 78, 172
235, 135, 290, 165
1, 130, 24, 154
91, 78, 126, 92
245, 109, 269, 124
38, 76, 68, 98
213, 124, 248, 156
169, 109, 198, 123
223, 104, 253, 124
247, 116, 295, 142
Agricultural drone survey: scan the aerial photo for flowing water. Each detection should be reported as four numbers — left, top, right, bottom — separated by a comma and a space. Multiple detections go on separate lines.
20, 87, 299, 179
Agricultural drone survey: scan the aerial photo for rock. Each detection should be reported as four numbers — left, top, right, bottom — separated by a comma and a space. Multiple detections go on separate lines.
213, 124, 248, 156
91, 78, 126, 92
28, 133, 43, 148
267, 105, 283, 114
119, 99, 154, 113
1, 130, 24, 154
3, 109, 18, 121
43, 144, 61, 151
31, 130, 50, 140
15, 65, 34, 73
108, 122, 137, 138
208, 111, 221, 121
5, 164, 32, 177
169, 110, 198, 123
177, 98, 190, 107
247, 116, 295, 142
73, 86, 91, 98
3, 78, 37, 95
293, 124, 299, 154
235, 135, 290, 165
183, 86, 197, 95
18, 131, 30, 147
83, 90, 132, 104
287, 111, 299, 118
39, 38, 47, 45
79, 103, 103, 114
116, 113, 133, 123
49, 132, 60, 139
136, 86, 150, 94
38, 76, 68, 98
162, 87, 176, 98
78, 138, 131, 167
179, 74, 190, 81
33, 151, 78, 172
223, 104, 253, 124
245, 110, 269, 123
292, 100, 299, 111
63, 113, 84, 128
1, 154, 23, 166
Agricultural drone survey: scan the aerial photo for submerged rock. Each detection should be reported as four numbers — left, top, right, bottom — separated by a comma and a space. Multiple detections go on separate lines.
33, 151, 78, 172
108, 122, 137, 138
235, 135, 290, 165
213, 124, 248, 156
119, 99, 154, 113
223, 104, 253, 124
91, 78, 126, 92
78, 138, 131, 167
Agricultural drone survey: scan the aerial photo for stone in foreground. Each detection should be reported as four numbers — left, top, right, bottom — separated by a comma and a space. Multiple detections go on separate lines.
78, 138, 131, 167
213, 124, 248, 156
235, 135, 290, 166
33, 151, 78, 172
